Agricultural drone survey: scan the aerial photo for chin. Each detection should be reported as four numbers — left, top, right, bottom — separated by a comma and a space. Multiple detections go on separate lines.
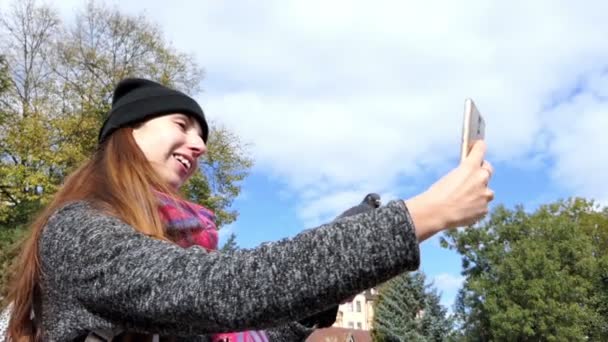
161, 177, 181, 191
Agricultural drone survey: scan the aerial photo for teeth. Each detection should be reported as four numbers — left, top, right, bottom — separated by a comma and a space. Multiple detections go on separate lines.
174, 154, 191, 170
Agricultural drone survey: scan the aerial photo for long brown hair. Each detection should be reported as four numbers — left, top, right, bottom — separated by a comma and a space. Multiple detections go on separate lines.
4, 128, 177, 341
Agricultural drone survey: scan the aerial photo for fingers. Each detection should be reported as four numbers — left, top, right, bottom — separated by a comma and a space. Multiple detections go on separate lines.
464, 140, 486, 167
479, 160, 493, 186
482, 161, 495, 201
485, 188, 495, 201
467, 190, 493, 225
481, 160, 493, 177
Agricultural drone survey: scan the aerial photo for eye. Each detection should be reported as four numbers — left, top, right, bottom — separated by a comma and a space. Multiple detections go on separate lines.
175, 120, 187, 130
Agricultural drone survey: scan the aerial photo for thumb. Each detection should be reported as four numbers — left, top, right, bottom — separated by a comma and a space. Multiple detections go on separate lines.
464, 140, 486, 166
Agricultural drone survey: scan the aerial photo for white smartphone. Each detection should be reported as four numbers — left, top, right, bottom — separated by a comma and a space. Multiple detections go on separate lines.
460, 98, 485, 162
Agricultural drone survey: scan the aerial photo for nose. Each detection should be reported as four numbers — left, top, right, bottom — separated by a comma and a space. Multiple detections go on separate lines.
188, 132, 207, 158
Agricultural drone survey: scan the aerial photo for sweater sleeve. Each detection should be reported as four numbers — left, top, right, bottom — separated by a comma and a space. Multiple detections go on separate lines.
39, 200, 420, 336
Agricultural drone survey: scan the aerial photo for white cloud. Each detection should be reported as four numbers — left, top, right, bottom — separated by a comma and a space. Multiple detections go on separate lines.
433, 273, 465, 310
296, 188, 405, 228
218, 223, 236, 240
196, 1, 608, 219
42, 0, 608, 219
433, 273, 465, 293
543, 73, 608, 204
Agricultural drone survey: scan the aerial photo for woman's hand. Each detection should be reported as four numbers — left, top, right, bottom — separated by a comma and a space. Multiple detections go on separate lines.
406, 140, 494, 242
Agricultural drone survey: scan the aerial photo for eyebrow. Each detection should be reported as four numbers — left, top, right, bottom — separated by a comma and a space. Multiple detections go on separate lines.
176, 114, 203, 137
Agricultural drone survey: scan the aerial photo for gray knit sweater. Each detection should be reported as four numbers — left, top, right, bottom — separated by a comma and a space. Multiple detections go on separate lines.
36, 199, 420, 341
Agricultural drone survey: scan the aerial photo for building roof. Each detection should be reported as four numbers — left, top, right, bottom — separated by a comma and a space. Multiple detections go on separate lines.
306, 327, 372, 342
362, 288, 378, 301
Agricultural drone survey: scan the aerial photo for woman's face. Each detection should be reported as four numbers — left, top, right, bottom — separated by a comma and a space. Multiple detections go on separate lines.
132, 113, 206, 189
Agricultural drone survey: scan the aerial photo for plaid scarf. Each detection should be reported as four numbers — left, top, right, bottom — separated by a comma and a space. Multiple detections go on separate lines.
156, 192, 269, 342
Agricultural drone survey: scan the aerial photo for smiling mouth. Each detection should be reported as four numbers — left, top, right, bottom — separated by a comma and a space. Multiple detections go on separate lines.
173, 154, 192, 171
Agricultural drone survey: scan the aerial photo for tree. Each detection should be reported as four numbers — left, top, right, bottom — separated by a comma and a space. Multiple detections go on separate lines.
372, 272, 454, 342
183, 123, 252, 227
0, 53, 27, 295
441, 198, 608, 341
0, 0, 252, 226
0, 0, 62, 223
220, 232, 239, 253
0, 0, 252, 292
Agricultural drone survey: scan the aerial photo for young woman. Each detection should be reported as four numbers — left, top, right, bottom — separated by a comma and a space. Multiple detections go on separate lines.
2, 78, 494, 341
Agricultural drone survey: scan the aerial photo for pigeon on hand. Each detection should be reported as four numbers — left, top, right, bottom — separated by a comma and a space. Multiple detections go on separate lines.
302, 193, 382, 326
334, 193, 381, 221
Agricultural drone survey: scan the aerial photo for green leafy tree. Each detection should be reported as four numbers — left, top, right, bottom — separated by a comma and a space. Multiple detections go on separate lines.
0, 0, 251, 226
0, 0, 252, 292
442, 198, 608, 341
219, 232, 239, 253
183, 123, 252, 227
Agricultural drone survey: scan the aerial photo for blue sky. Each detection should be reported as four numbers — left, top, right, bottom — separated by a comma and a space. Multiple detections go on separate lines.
34, 0, 608, 311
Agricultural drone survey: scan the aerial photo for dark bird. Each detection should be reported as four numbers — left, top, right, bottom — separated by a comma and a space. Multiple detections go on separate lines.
334, 193, 381, 220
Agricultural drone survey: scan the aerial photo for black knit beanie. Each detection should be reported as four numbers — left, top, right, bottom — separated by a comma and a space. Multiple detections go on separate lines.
98, 78, 209, 143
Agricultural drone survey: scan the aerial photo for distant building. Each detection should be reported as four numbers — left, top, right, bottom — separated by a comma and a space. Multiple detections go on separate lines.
308, 286, 427, 341
332, 288, 378, 331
